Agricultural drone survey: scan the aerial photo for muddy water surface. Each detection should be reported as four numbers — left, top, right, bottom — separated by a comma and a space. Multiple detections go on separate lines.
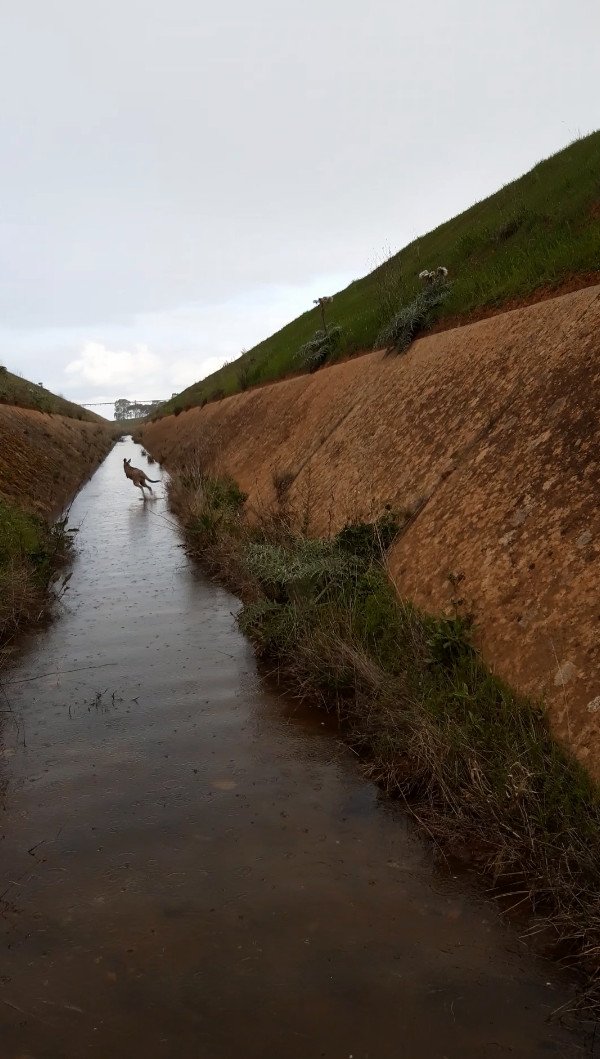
0, 440, 587, 1057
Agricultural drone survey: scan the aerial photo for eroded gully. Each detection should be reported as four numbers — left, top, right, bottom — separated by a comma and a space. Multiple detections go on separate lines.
0, 440, 587, 1057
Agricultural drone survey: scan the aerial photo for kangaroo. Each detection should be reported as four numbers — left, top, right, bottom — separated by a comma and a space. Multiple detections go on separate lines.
123, 458, 160, 495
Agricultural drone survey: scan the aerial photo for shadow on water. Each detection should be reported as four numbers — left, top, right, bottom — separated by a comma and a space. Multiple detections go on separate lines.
0, 438, 592, 1057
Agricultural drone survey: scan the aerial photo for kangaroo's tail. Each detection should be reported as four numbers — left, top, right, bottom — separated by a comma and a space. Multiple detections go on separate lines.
145, 477, 160, 483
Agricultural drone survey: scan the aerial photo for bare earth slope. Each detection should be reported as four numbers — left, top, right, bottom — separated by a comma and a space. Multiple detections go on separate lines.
141, 286, 600, 774
0, 406, 113, 517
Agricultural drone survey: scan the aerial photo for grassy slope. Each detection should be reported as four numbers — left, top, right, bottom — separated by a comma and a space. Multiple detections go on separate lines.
161, 130, 600, 416
0, 366, 101, 421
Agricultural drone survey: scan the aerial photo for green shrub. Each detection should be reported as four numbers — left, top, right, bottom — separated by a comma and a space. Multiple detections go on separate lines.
0, 500, 43, 566
335, 510, 401, 560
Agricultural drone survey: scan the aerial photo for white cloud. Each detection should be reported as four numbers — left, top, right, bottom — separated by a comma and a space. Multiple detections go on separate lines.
0, 269, 355, 410
61, 340, 248, 411
65, 342, 162, 389
64, 339, 219, 398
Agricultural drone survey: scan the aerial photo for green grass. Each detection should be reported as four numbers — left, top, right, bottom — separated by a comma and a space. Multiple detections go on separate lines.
0, 499, 46, 567
0, 498, 74, 657
159, 131, 600, 416
0, 366, 100, 421
166, 465, 600, 1012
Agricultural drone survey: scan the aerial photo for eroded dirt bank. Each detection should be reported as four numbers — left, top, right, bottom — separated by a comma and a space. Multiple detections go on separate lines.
141, 286, 600, 774
0, 404, 114, 517
0, 440, 587, 1057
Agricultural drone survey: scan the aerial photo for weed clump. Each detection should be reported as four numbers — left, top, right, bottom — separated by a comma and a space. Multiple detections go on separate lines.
376, 278, 452, 354
295, 325, 343, 372
272, 469, 294, 504
335, 510, 401, 560
169, 464, 246, 551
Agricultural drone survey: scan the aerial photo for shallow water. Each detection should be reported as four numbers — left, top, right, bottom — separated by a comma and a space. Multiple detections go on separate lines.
0, 439, 587, 1057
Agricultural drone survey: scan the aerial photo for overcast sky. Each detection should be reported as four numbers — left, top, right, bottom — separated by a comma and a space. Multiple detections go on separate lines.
1, 1, 598, 417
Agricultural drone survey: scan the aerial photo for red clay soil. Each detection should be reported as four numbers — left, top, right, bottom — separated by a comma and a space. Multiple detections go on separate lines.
141, 285, 600, 777
429, 272, 600, 336
0, 406, 113, 517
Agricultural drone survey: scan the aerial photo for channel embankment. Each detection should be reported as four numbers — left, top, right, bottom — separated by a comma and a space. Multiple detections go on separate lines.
141, 286, 600, 774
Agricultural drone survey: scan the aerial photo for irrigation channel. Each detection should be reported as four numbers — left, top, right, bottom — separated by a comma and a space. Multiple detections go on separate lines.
0, 439, 589, 1057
